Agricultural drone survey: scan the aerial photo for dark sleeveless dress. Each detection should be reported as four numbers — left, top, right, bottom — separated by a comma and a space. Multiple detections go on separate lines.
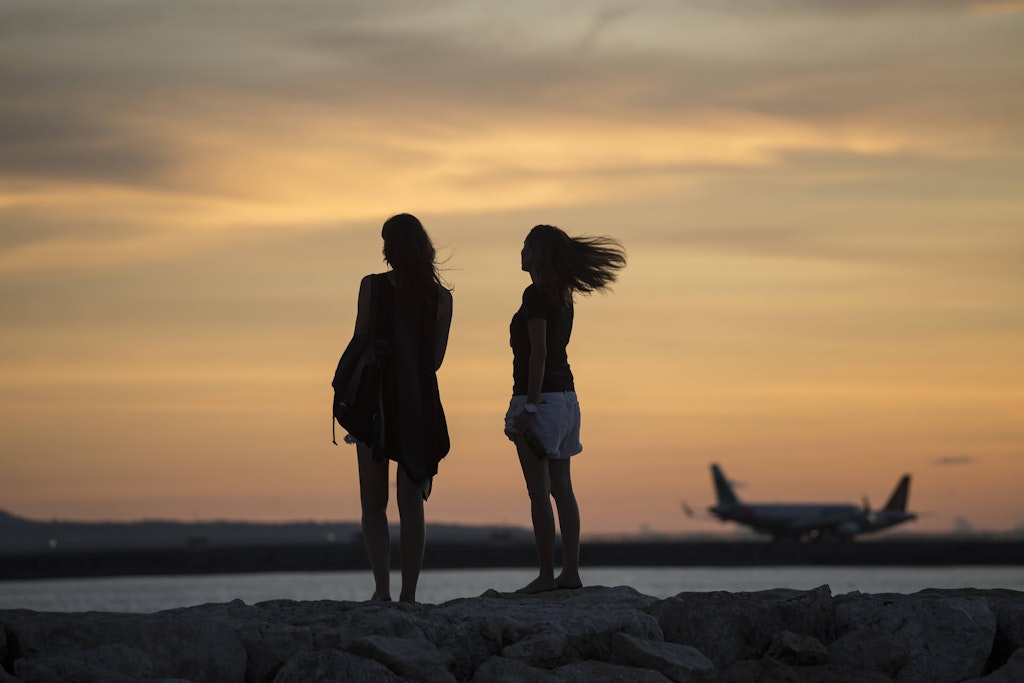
374, 274, 449, 500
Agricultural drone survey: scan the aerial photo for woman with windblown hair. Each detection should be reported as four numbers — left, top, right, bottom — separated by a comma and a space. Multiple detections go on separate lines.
346, 213, 453, 603
504, 224, 626, 594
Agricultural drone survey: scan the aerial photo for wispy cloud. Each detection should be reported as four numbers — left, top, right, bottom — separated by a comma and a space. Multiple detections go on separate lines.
0, 0, 1020, 288
932, 455, 980, 466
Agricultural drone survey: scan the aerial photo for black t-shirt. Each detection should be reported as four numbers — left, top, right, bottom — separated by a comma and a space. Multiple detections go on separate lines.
510, 284, 574, 395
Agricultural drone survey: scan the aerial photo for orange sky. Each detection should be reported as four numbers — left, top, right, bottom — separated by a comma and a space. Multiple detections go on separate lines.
1, 1, 1022, 535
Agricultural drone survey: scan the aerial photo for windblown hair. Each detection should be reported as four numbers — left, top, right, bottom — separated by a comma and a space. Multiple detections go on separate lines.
526, 224, 626, 306
382, 213, 450, 310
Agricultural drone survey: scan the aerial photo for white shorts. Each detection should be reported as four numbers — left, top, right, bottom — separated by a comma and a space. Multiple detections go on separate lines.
504, 391, 583, 459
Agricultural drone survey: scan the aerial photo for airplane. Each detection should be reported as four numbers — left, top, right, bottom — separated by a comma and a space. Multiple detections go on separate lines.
683, 463, 917, 541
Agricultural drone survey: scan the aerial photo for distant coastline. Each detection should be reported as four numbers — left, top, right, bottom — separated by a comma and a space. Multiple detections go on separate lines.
3, 509, 1022, 581
4, 537, 1024, 581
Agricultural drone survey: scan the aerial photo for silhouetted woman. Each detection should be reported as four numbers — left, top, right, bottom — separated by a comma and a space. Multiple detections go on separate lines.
505, 224, 626, 593
348, 213, 452, 603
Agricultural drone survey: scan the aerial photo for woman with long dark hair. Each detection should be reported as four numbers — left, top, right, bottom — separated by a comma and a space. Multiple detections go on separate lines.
347, 213, 452, 603
505, 224, 626, 593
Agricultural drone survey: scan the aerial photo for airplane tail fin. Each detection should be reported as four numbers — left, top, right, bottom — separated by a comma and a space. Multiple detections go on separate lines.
883, 475, 911, 511
711, 464, 739, 506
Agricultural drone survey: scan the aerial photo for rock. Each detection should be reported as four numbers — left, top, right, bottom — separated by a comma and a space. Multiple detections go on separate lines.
828, 628, 907, 676
835, 591, 997, 683
271, 649, 405, 683
2, 609, 248, 683
1, 586, 1021, 683
348, 634, 456, 682
648, 585, 834, 667
610, 632, 715, 682
765, 629, 830, 666
425, 585, 662, 676
717, 657, 794, 683
553, 659, 673, 682
14, 642, 154, 683
922, 588, 1024, 673
500, 630, 575, 668
196, 600, 316, 683
963, 647, 1024, 683
469, 656, 558, 682
718, 657, 894, 683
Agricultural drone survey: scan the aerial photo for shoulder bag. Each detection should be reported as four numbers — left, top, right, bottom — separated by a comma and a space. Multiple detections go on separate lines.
331, 275, 386, 451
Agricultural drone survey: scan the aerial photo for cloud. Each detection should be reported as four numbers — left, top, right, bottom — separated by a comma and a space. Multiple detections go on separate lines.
5, 1, 1022, 138
2, 0, 1022, 279
0, 108, 171, 187
932, 456, 980, 466
577, 5, 638, 52
972, 0, 1024, 15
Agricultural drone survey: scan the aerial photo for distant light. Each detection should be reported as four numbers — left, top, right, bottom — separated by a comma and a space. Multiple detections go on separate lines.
326, 532, 337, 543
48, 539, 58, 549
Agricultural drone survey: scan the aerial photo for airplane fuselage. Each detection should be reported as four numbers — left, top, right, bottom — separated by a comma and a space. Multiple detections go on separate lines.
700, 464, 917, 541
710, 502, 864, 539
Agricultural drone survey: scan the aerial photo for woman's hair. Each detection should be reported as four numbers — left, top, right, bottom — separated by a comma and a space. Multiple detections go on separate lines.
525, 224, 626, 306
381, 213, 449, 309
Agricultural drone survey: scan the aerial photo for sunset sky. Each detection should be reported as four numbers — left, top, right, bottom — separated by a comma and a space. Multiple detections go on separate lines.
2, 0, 1022, 536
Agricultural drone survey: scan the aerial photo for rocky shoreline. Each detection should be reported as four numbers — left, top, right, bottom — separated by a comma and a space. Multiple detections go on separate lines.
2, 585, 1023, 682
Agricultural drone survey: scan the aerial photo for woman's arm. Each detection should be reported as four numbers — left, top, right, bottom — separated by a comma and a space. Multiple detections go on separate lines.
434, 288, 453, 370
509, 317, 547, 436
525, 317, 547, 404
353, 275, 373, 335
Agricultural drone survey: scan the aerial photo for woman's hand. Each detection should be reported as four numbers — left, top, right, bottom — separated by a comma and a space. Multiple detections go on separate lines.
507, 407, 536, 438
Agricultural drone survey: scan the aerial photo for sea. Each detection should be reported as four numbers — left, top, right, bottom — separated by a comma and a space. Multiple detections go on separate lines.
2, 566, 1022, 614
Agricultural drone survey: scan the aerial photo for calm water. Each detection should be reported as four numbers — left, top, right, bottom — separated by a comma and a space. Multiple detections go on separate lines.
2, 566, 1022, 613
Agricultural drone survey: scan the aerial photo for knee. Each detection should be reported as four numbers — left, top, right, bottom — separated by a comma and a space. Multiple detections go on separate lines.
526, 481, 551, 502
550, 481, 575, 505
360, 489, 388, 514
397, 489, 423, 516
396, 475, 424, 513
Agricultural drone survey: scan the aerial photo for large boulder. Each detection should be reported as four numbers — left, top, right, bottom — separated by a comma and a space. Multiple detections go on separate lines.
717, 657, 894, 683
552, 659, 673, 682
499, 630, 575, 668
835, 591, 997, 683
424, 585, 662, 677
920, 588, 1024, 674
2, 608, 248, 683
647, 585, 834, 667
827, 628, 908, 677
469, 655, 558, 683
964, 647, 1024, 683
764, 629, 829, 666
270, 649, 405, 683
347, 634, 456, 682
609, 632, 715, 683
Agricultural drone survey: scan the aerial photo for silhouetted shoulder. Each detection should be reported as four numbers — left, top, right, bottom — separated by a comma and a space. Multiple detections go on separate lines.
353, 274, 382, 335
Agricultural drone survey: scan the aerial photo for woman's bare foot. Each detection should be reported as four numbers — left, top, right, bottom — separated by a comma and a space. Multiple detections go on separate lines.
555, 572, 583, 590
371, 590, 392, 602
516, 575, 558, 594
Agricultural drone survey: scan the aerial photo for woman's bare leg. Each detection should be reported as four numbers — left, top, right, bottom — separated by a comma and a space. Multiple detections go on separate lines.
357, 445, 391, 601
396, 465, 425, 603
549, 458, 582, 588
516, 439, 558, 593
